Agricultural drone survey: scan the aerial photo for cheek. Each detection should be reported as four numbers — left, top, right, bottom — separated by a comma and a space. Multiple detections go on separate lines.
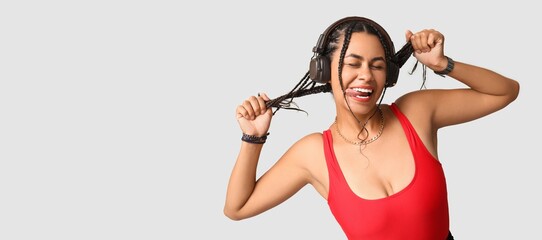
376, 70, 387, 83
330, 65, 357, 83
341, 68, 359, 79
331, 71, 355, 91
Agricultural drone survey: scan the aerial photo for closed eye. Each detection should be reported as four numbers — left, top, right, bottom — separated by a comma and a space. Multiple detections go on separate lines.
345, 63, 361, 67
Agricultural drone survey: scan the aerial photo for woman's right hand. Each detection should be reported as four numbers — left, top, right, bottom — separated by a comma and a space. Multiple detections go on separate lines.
236, 93, 273, 137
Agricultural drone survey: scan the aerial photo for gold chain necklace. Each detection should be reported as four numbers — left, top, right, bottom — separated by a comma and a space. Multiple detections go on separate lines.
334, 107, 384, 145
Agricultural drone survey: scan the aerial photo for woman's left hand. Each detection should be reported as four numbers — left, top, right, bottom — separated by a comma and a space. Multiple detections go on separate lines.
405, 29, 448, 72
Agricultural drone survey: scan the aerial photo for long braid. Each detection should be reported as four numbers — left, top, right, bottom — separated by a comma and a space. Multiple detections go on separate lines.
264, 22, 345, 115
394, 42, 414, 67
338, 22, 375, 143
338, 23, 354, 98
396, 42, 428, 90
265, 71, 331, 115
370, 25, 394, 65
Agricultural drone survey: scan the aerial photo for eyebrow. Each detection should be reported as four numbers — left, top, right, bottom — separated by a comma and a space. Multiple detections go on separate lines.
345, 53, 385, 62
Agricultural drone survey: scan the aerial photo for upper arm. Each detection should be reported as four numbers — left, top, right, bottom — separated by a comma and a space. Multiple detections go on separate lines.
397, 87, 517, 129
237, 133, 324, 219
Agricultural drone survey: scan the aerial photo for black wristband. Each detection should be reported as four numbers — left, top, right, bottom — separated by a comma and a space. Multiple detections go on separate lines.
241, 132, 269, 144
434, 56, 454, 77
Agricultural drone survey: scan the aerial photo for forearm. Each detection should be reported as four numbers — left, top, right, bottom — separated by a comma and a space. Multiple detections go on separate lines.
224, 142, 263, 219
441, 60, 519, 99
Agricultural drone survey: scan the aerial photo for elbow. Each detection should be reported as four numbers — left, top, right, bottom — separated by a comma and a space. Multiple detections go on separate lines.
223, 207, 244, 221
508, 79, 520, 103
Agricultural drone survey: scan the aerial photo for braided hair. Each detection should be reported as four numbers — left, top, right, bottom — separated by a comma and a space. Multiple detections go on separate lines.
265, 19, 414, 115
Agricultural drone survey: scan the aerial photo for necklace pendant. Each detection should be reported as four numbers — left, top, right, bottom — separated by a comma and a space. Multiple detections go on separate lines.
334, 107, 385, 146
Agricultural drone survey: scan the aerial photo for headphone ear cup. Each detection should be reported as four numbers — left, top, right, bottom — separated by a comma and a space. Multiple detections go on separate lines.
386, 61, 399, 87
309, 56, 330, 84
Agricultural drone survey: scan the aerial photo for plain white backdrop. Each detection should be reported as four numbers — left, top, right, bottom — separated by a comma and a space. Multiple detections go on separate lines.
1, 1, 539, 239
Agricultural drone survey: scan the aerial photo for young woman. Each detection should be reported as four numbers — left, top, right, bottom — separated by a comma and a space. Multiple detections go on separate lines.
224, 16, 519, 240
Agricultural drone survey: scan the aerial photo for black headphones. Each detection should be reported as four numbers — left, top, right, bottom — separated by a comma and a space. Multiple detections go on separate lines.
309, 16, 399, 87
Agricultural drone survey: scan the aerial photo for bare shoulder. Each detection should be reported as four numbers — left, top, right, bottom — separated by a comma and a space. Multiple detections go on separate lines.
394, 89, 444, 117
286, 132, 328, 195
393, 90, 439, 134
283, 132, 326, 171
297, 132, 324, 145
394, 90, 441, 155
287, 132, 325, 157
273, 131, 325, 171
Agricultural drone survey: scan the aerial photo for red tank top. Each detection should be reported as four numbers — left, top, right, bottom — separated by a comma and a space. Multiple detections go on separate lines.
323, 103, 449, 240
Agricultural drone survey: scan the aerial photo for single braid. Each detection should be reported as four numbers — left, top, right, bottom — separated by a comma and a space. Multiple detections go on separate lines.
338, 23, 355, 93
337, 22, 374, 143
369, 25, 394, 63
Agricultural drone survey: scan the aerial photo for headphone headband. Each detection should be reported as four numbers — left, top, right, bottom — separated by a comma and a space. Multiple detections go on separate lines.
313, 16, 395, 56
313, 17, 385, 53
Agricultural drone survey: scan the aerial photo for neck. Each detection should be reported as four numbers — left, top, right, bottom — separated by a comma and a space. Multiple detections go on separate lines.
334, 106, 384, 145
336, 106, 381, 130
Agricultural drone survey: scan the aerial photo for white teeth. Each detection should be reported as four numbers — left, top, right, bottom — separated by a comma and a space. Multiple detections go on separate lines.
352, 88, 373, 93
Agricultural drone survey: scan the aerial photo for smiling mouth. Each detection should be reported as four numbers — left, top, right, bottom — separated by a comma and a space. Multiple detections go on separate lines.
345, 87, 373, 99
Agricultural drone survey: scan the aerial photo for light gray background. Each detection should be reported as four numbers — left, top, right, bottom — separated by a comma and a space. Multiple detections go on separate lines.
1, 1, 539, 239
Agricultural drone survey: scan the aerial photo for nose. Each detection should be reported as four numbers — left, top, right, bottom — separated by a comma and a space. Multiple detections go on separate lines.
356, 64, 374, 81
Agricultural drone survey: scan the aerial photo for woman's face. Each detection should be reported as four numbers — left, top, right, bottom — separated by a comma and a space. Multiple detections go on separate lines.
330, 31, 387, 114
